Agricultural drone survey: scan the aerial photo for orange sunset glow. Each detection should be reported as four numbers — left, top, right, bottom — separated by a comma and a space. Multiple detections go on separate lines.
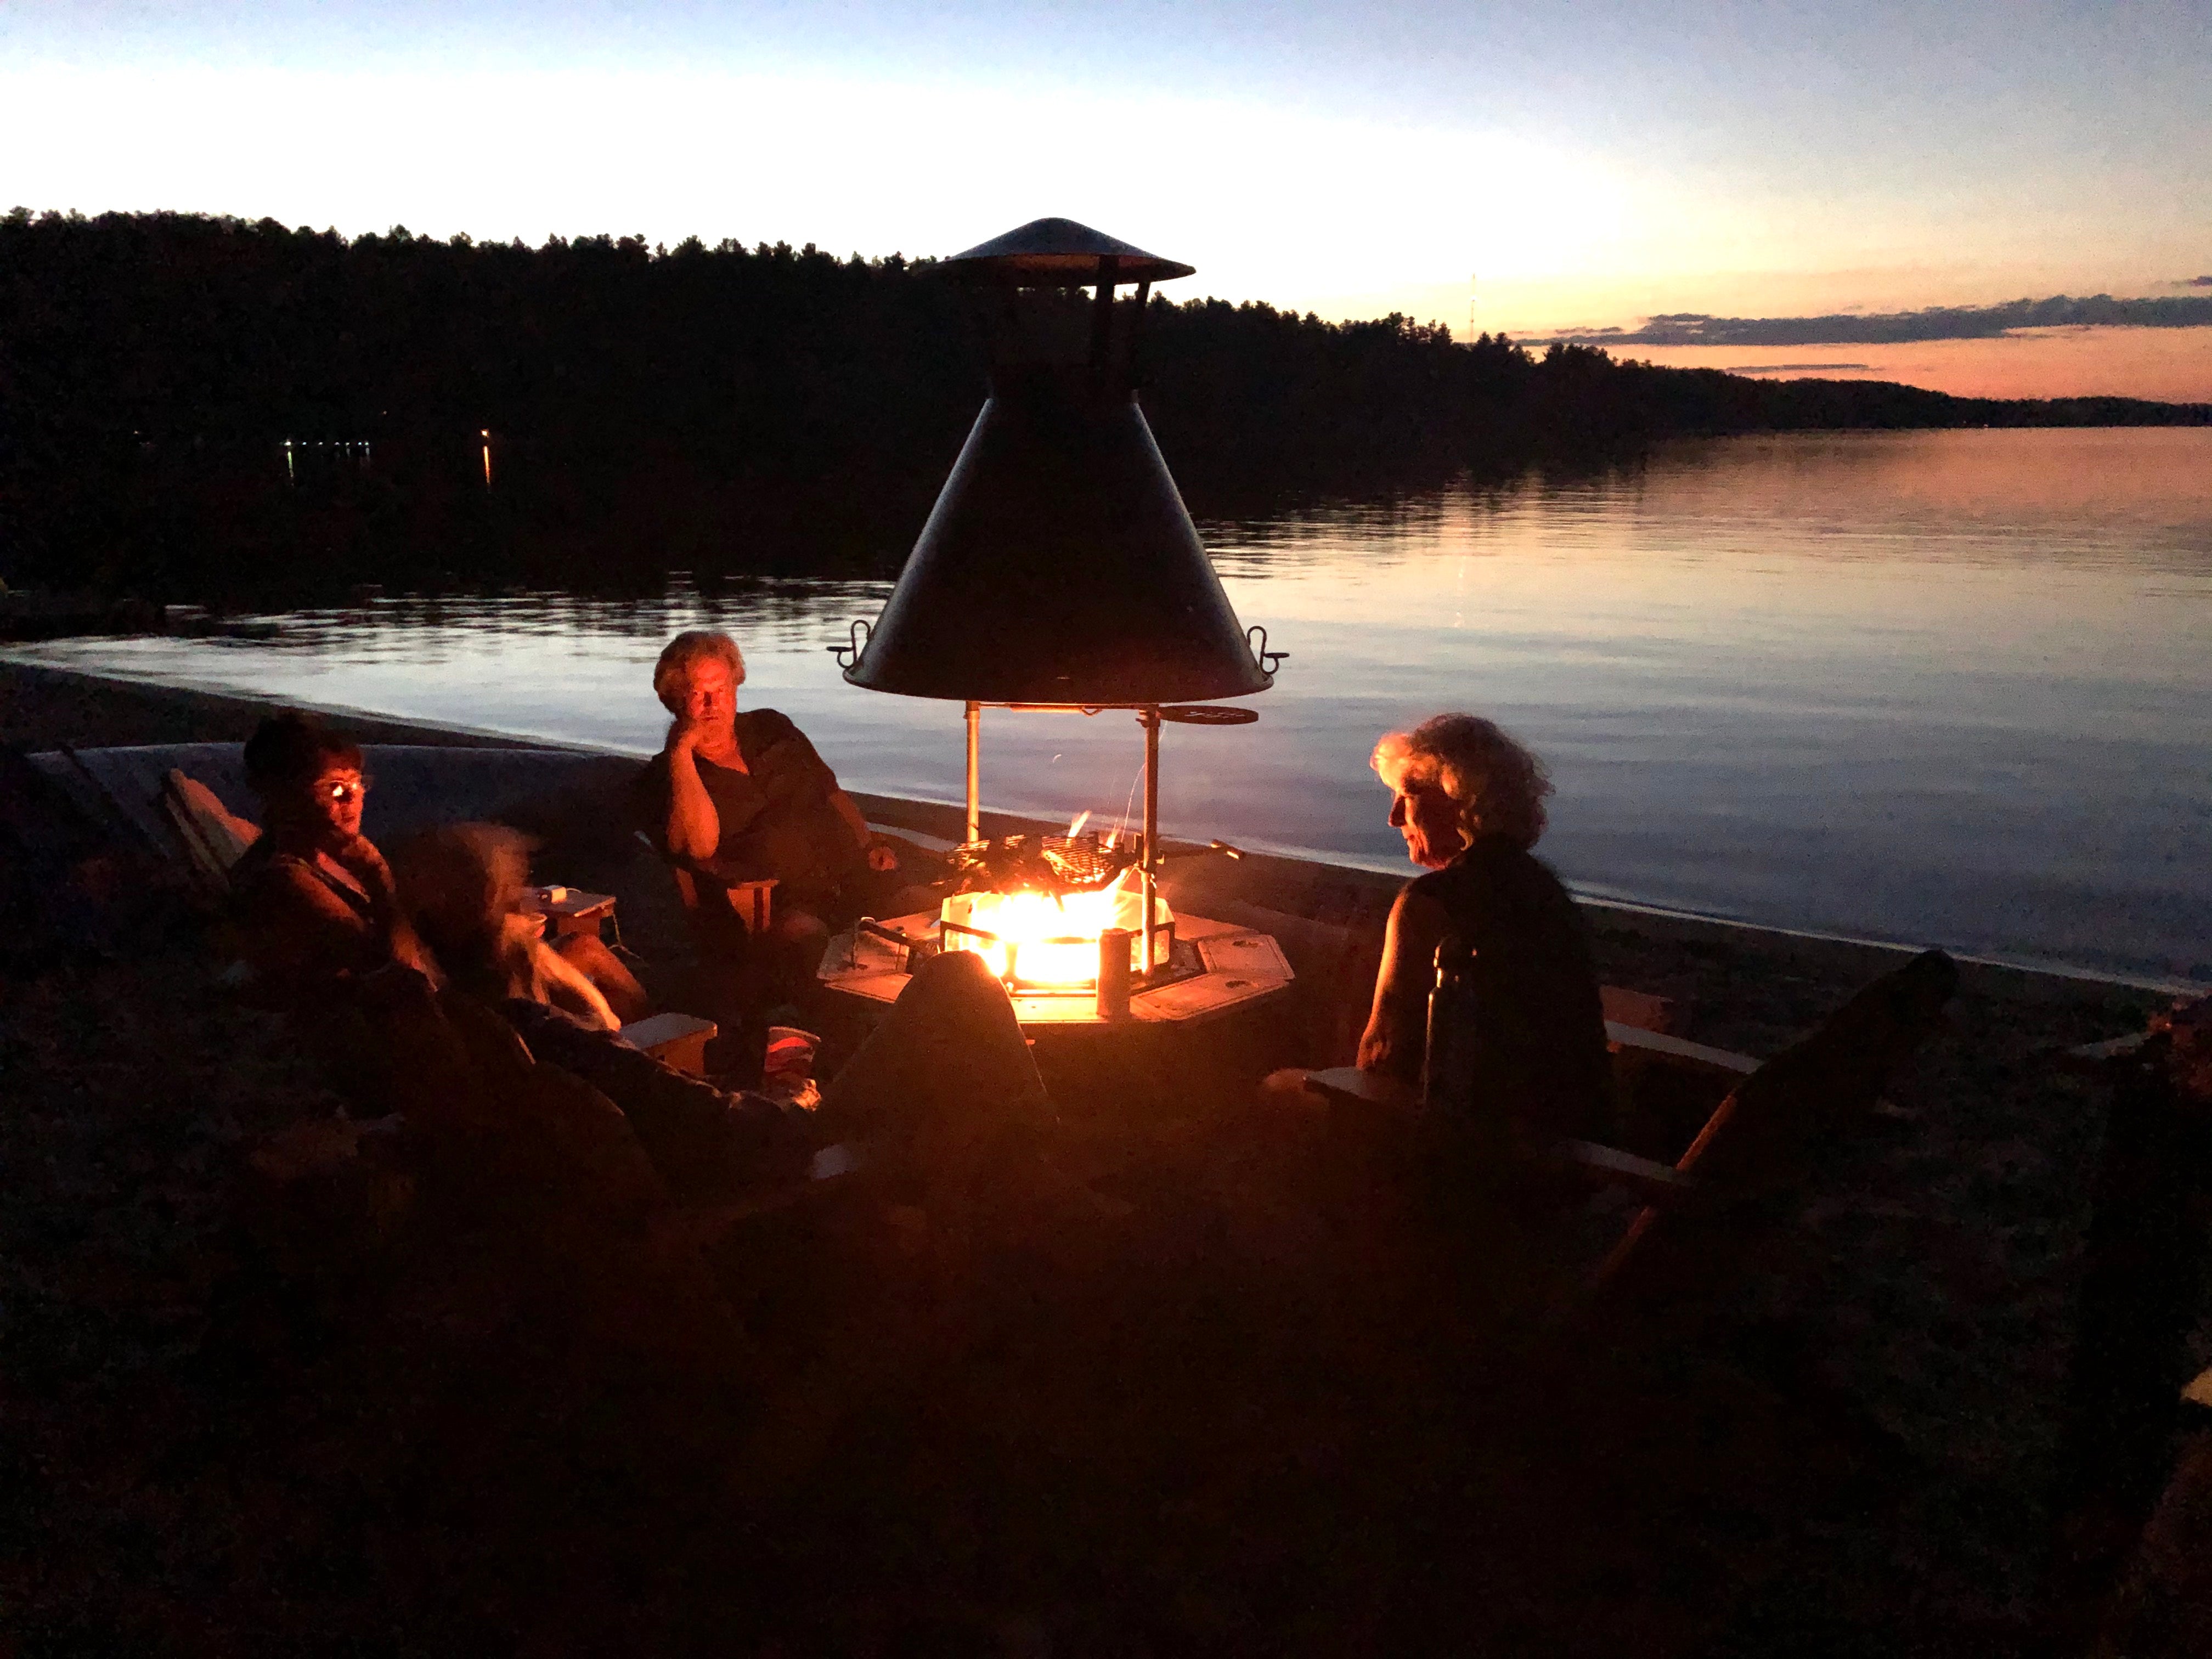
1624, 326, 2212, 404
6, 1, 2206, 403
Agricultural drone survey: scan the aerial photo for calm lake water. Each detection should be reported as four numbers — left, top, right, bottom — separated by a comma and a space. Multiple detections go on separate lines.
12, 427, 2210, 988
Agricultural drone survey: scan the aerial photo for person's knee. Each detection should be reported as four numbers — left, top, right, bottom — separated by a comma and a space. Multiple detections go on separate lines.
912, 947, 1004, 1000
895, 950, 1027, 1054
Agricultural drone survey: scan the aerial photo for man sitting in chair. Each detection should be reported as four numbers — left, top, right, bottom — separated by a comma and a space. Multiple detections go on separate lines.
633, 629, 923, 989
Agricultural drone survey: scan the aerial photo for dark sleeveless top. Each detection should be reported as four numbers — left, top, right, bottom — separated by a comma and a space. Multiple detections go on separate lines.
1408, 836, 1613, 1147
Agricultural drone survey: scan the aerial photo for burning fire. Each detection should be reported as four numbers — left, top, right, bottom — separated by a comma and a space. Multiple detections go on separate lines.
941, 874, 1171, 991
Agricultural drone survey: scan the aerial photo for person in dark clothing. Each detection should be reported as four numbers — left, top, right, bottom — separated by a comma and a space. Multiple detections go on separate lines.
633, 631, 919, 987
1357, 713, 1614, 1152
229, 712, 438, 1003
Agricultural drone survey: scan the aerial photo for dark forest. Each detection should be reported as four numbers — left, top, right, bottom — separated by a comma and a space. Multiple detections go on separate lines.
4, 208, 2205, 606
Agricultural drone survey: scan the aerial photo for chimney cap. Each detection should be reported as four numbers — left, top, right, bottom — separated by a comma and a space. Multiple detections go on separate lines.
942, 217, 1194, 286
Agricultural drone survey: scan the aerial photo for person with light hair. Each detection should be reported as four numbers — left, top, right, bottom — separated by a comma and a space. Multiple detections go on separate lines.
1340, 713, 1612, 1151
634, 629, 911, 997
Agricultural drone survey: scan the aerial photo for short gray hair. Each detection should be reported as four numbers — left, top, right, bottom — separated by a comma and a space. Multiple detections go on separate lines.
652, 629, 746, 714
1370, 713, 1553, 850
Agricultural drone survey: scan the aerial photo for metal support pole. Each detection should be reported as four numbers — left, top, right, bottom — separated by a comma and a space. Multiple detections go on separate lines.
1125, 278, 1153, 381
1087, 257, 1121, 373
1140, 705, 1160, 980
964, 701, 981, 844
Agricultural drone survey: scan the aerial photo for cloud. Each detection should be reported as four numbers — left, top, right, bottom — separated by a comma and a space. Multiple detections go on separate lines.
1723, 362, 1874, 374
2185, 275, 2212, 288
1543, 292, 2212, 347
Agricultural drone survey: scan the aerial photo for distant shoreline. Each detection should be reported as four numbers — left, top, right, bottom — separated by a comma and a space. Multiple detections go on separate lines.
5, 209, 2207, 608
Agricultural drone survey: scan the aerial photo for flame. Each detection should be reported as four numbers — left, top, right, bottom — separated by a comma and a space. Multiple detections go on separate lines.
942, 878, 1171, 990
1066, 809, 1091, 838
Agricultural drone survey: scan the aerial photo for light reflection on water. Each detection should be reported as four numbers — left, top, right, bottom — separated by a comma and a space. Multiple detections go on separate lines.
12, 428, 2210, 986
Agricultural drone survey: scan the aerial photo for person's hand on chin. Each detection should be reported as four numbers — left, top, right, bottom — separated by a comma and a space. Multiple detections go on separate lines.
329, 832, 395, 890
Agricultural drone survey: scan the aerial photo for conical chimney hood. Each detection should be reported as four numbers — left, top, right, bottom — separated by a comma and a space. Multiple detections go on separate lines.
940, 216, 1196, 285
842, 219, 1274, 705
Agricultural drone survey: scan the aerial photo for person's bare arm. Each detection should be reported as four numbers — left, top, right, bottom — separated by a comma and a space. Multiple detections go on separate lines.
552, 932, 653, 1024
531, 936, 622, 1031
1356, 886, 1452, 1085
831, 788, 898, 872
662, 730, 723, 864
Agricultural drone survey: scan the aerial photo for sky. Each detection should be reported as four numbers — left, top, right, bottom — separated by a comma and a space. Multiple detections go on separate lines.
3, 0, 2209, 398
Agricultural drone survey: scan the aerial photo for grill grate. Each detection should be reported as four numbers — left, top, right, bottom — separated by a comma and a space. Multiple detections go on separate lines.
946, 831, 1137, 897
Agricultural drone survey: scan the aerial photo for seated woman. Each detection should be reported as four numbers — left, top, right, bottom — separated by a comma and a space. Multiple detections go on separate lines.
228, 711, 438, 1004
386, 818, 819, 1194
1284, 714, 1613, 1160
633, 630, 919, 994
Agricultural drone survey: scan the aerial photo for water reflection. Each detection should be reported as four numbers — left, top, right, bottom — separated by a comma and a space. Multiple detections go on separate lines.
10, 429, 2209, 986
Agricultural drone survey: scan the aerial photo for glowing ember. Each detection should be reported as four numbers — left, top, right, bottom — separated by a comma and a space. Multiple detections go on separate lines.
941, 875, 1172, 990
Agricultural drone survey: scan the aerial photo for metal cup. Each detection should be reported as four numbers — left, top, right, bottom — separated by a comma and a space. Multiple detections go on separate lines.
1097, 927, 1133, 1019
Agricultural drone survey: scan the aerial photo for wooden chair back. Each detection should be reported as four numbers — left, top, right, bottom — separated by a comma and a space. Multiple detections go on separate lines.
1576, 947, 1959, 1311
154, 768, 259, 902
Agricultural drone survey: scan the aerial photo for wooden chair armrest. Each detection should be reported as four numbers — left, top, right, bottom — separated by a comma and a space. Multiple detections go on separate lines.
2057, 1031, 2155, 1074
1300, 1065, 1420, 1112
1606, 1021, 1760, 1078
1599, 984, 1677, 1035
1550, 1139, 1704, 1208
715, 877, 778, 933
617, 1012, 718, 1075
520, 884, 617, 940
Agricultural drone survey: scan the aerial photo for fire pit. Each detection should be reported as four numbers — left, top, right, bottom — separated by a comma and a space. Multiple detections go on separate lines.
825, 812, 1291, 1024
822, 217, 1290, 1027
939, 830, 1176, 993
820, 902, 1292, 1029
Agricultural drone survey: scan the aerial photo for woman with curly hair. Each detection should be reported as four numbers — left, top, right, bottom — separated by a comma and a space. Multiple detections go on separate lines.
1353, 713, 1612, 1152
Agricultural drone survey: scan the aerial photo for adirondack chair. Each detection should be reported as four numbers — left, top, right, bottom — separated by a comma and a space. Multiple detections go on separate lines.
155, 766, 261, 900
2038, 1000, 2212, 1649
1571, 949, 1957, 1320
667, 857, 780, 937
1302, 945, 1961, 1328
142, 765, 707, 1070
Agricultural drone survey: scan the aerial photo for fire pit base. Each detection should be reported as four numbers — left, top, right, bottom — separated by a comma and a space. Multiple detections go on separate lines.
819, 910, 1293, 1027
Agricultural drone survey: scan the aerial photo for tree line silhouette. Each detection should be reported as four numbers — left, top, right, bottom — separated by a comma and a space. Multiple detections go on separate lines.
4, 208, 2205, 605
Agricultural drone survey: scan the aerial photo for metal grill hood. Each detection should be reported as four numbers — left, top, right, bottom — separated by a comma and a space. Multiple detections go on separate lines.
843, 217, 1272, 706
844, 366, 1271, 704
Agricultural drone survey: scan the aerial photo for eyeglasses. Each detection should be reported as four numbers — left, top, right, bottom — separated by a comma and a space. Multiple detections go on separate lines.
316, 777, 370, 805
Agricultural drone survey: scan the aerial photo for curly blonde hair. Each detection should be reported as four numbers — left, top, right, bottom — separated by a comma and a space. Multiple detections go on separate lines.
652, 629, 747, 714
1370, 713, 1553, 851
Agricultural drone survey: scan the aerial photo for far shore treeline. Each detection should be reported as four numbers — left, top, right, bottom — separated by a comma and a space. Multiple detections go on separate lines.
4, 208, 2208, 606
